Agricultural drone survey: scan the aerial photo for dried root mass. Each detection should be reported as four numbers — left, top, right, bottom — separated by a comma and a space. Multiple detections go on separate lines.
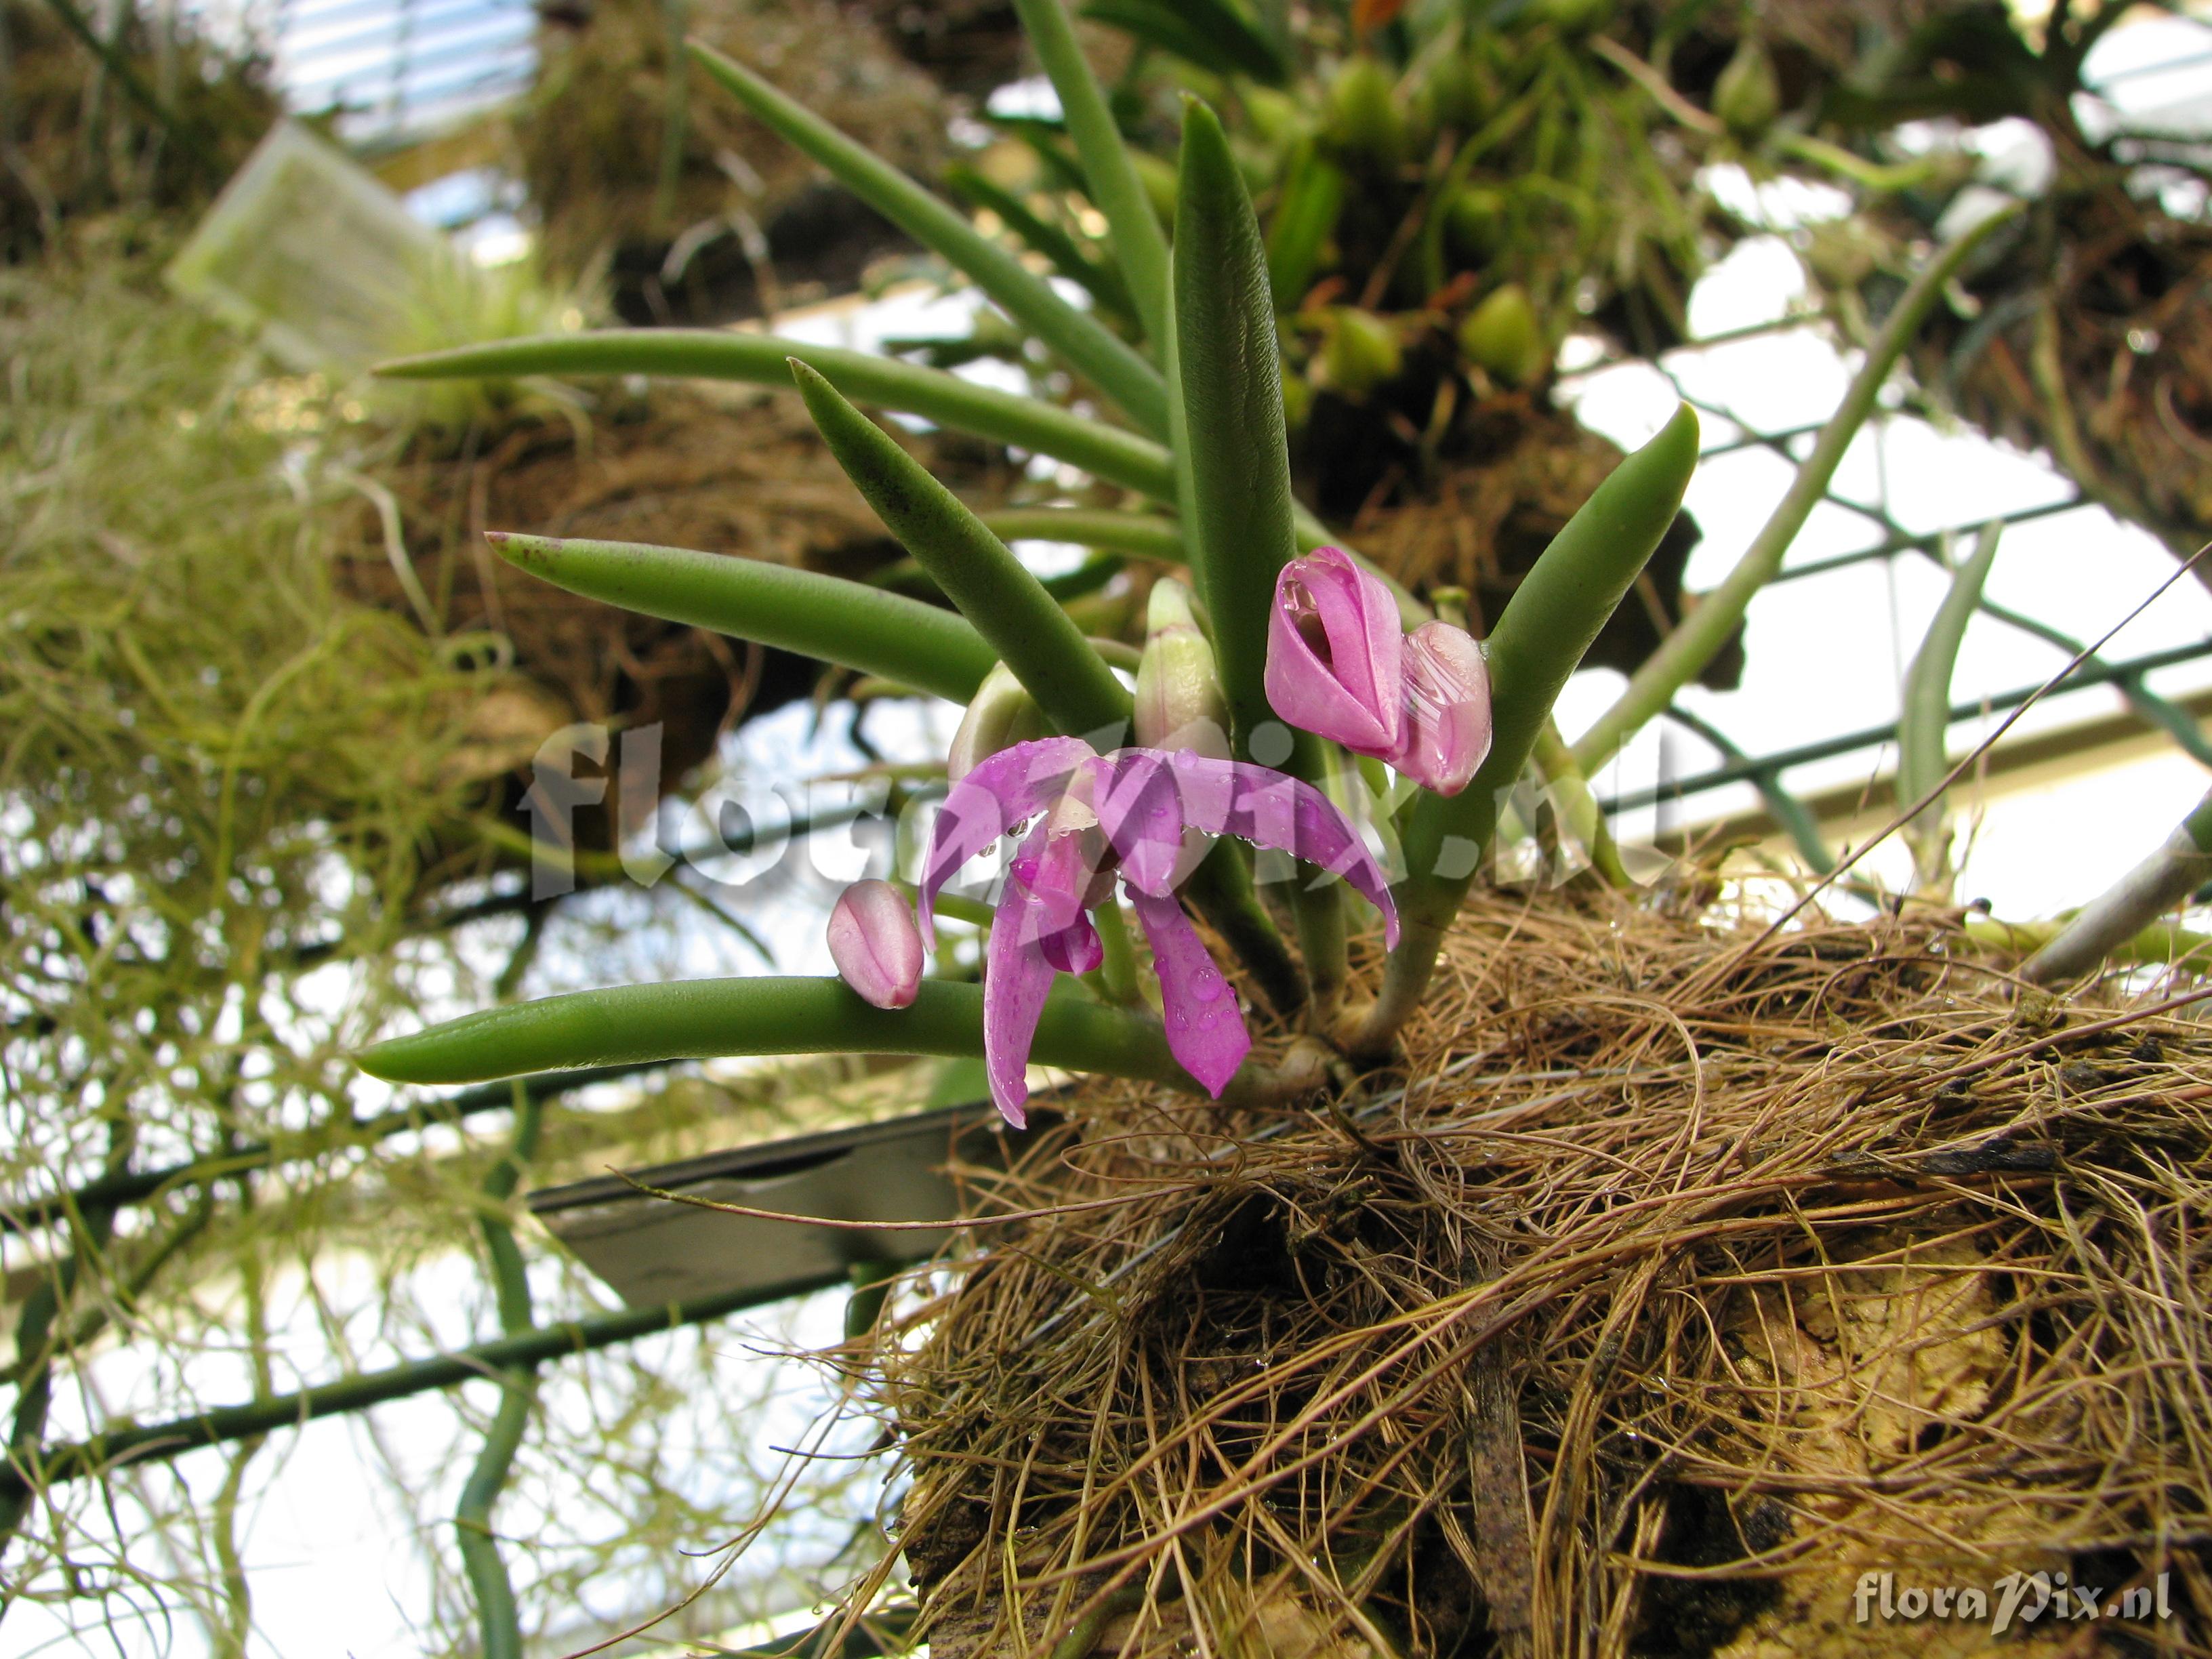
863, 889, 2212, 1657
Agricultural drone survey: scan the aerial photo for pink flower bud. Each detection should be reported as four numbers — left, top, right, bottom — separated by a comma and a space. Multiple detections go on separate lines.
1388, 621, 1492, 797
1263, 546, 1403, 756
827, 879, 923, 1009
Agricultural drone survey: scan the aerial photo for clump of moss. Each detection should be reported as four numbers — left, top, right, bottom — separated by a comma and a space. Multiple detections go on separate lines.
0, 227, 531, 932
0, 0, 279, 258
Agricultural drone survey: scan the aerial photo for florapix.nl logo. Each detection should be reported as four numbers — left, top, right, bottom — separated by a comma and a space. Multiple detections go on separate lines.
516, 718, 1696, 904
1853, 1569, 2173, 1635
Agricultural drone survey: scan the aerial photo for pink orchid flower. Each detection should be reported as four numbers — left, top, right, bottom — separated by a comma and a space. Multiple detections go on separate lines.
1264, 546, 1403, 756
919, 737, 1399, 1128
1265, 548, 1493, 796
1393, 620, 1493, 797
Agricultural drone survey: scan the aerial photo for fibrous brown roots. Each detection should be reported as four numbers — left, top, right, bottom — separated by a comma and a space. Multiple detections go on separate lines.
865, 885, 2212, 1658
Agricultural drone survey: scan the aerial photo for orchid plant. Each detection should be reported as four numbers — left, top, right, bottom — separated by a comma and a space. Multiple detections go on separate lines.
355, 0, 1704, 1119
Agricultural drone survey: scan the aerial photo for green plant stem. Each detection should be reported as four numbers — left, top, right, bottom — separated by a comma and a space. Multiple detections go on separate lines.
487, 532, 998, 705
455, 1087, 545, 1659
1094, 901, 1140, 1005
377, 332, 1177, 502
1, 1282, 825, 1500
1899, 523, 2001, 884
358, 977, 1187, 1090
652, 0, 691, 230
688, 39, 1169, 436
1357, 405, 1702, 1057
1774, 131, 1946, 194
1531, 722, 1632, 890
1046, 1587, 1148, 1659
981, 509, 1185, 560
1571, 203, 2021, 775
1969, 912, 2212, 972
377, 339, 1393, 615
945, 165, 1134, 327
2021, 787, 2212, 985
1008, 0, 1172, 344
790, 363, 1132, 740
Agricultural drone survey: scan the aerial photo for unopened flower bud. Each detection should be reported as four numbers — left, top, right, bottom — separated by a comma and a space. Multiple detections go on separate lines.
1318, 307, 1404, 397
1417, 47, 1494, 135
946, 661, 1045, 781
1443, 185, 1507, 264
827, 879, 923, 1009
1242, 85, 1307, 150
1457, 283, 1549, 387
1324, 56, 1407, 169
1714, 39, 1781, 142
1134, 579, 1230, 758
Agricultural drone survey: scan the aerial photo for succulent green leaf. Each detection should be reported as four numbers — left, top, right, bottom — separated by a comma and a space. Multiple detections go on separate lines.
1171, 98, 1298, 756
1008, 0, 1173, 343
688, 39, 1169, 436
983, 509, 1185, 560
1172, 98, 1350, 991
945, 164, 1136, 328
377, 330, 1175, 501
1080, 0, 1288, 86
1900, 521, 2001, 854
359, 977, 1186, 1090
790, 360, 1132, 741
487, 533, 998, 703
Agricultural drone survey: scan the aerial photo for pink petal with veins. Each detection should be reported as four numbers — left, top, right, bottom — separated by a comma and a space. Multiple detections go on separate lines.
1126, 888, 1250, 1097
920, 736, 1096, 945
1263, 546, 1404, 755
1388, 621, 1492, 797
